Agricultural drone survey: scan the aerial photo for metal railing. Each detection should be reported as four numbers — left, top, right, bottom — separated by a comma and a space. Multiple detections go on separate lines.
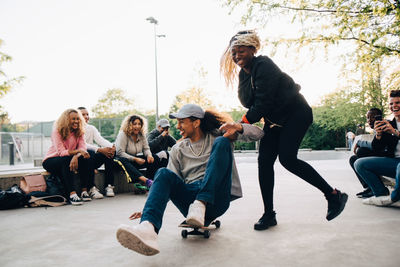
0, 132, 46, 165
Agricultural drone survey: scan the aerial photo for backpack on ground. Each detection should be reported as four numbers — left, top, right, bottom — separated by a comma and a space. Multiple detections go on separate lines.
0, 185, 29, 210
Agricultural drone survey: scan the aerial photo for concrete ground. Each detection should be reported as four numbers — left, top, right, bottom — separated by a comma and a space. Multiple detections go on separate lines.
1, 152, 399, 267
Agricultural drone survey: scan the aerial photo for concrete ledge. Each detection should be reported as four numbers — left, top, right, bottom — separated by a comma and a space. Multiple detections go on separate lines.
0, 170, 137, 195
335, 147, 350, 151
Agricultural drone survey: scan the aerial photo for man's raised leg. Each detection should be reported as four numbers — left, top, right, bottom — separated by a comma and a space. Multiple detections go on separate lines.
116, 168, 196, 255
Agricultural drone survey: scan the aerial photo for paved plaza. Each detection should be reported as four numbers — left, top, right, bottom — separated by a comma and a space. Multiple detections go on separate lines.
1, 152, 399, 267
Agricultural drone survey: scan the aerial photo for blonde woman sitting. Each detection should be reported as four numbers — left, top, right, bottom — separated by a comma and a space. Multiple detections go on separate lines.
42, 109, 92, 205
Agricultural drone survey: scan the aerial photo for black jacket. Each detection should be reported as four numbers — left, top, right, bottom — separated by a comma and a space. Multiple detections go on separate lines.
238, 55, 301, 125
147, 129, 176, 154
371, 118, 400, 157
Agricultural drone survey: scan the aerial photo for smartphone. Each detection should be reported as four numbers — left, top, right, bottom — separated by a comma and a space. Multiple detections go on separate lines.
375, 115, 382, 121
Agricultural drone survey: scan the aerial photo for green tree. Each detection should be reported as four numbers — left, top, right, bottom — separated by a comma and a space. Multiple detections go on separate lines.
223, 0, 400, 60
0, 39, 24, 98
170, 87, 215, 113
91, 88, 135, 118
0, 39, 24, 127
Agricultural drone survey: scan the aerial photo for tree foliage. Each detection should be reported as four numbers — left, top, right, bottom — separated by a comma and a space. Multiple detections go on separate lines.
0, 39, 24, 127
91, 88, 135, 118
223, 0, 400, 59
169, 87, 215, 113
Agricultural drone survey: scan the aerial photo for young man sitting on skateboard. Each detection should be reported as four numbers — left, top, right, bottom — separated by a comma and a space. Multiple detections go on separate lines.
116, 104, 264, 256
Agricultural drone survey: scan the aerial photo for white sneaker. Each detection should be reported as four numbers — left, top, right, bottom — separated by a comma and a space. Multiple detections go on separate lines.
156, 150, 167, 159
186, 200, 206, 227
363, 195, 392, 206
105, 184, 115, 197
89, 186, 104, 199
80, 191, 92, 202
116, 221, 159, 256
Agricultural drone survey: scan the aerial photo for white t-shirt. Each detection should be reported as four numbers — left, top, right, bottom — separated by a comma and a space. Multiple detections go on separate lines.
346, 131, 355, 139
84, 124, 113, 152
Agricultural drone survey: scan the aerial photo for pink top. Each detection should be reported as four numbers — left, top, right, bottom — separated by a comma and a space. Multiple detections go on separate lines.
43, 129, 87, 162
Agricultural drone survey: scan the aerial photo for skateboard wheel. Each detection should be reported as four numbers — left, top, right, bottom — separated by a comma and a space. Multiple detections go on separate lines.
214, 220, 221, 228
203, 230, 210, 239
181, 229, 188, 238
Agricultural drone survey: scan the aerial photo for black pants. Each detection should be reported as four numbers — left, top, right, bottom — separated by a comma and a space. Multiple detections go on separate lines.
42, 156, 90, 196
349, 147, 375, 189
115, 154, 161, 183
258, 96, 333, 213
88, 150, 116, 188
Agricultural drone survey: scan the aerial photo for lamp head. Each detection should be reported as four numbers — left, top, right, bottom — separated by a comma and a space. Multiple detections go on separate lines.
146, 17, 158, 24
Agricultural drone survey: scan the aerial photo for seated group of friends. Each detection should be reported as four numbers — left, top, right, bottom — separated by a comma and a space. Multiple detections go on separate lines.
42, 106, 177, 205
349, 89, 400, 207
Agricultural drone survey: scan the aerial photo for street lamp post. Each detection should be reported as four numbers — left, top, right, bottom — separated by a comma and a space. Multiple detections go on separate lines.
146, 16, 165, 122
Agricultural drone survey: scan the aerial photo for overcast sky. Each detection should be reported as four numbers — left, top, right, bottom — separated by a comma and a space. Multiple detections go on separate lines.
0, 0, 341, 123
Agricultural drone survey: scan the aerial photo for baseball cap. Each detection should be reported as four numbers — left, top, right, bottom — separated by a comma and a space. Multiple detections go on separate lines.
157, 119, 170, 128
169, 104, 205, 119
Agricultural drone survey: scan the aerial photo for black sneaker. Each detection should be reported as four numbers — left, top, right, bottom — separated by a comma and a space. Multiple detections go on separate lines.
254, 211, 277, 231
326, 189, 348, 221
356, 188, 371, 198
81, 191, 92, 202
69, 194, 83, 205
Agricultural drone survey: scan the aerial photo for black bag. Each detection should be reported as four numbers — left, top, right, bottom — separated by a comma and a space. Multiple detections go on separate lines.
0, 184, 30, 210
45, 174, 65, 196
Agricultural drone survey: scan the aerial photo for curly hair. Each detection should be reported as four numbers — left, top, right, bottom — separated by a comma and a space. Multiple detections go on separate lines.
193, 109, 233, 135
55, 109, 85, 140
220, 30, 261, 88
120, 114, 147, 137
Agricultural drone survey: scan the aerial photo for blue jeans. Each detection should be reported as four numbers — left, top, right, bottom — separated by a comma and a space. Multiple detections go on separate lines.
354, 157, 400, 199
140, 136, 233, 232
348, 138, 353, 149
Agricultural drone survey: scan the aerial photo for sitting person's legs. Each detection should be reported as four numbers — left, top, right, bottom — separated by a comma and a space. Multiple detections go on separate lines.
354, 157, 398, 197
391, 163, 400, 202
115, 156, 146, 183
43, 156, 83, 205
349, 147, 375, 197
86, 150, 106, 198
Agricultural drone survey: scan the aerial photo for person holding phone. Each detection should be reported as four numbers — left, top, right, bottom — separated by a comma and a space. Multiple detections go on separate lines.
349, 108, 384, 198
147, 119, 177, 167
354, 90, 400, 206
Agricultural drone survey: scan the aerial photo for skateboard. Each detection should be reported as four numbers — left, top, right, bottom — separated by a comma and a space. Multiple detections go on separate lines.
179, 220, 221, 239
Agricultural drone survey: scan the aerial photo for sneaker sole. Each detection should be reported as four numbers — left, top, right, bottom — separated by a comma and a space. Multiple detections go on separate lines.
106, 194, 115, 197
70, 201, 83, 206
327, 193, 348, 221
91, 195, 104, 199
254, 219, 277, 231
116, 226, 159, 256
186, 217, 204, 228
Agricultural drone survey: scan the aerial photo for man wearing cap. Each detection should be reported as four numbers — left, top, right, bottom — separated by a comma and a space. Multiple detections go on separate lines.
116, 104, 264, 256
147, 118, 177, 167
